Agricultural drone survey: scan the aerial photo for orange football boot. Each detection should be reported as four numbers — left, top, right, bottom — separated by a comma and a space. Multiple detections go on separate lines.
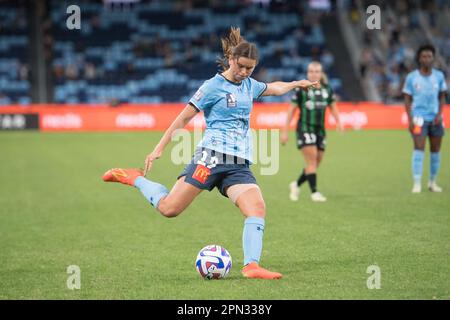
242, 262, 283, 279
102, 168, 143, 186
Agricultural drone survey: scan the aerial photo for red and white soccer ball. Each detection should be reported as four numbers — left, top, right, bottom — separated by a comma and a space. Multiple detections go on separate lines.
195, 245, 232, 280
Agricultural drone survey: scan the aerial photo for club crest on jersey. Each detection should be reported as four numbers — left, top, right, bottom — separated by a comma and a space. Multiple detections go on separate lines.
322, 89, 329, 99
226, 93, 237, 108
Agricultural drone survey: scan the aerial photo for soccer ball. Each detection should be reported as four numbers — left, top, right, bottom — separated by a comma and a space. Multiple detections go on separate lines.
195, 245, 232, 279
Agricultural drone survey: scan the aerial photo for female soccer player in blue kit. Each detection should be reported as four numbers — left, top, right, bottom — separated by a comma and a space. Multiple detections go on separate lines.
103, 27, 319, 279
403, 45, 447, 193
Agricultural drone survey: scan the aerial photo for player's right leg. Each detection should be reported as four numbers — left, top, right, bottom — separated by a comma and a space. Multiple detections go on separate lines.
311, 148, 327, 202
290, 145, 317, 201
227, 185, 282, 280
290, 131, 308, 201
300, 146, 326, 202
411, 134, 426, 193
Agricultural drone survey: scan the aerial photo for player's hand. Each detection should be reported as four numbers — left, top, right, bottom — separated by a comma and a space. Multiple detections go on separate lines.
336, 121, 344, 132
280, 130, 289, 145
144, 149, 162, 176
297, 80, 320, 91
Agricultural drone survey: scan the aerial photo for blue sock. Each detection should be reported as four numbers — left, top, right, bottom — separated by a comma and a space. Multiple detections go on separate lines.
430, 152, 441, 182
243, 217, 265, 266
134, 176, 169, 209
412, 150, 424, 184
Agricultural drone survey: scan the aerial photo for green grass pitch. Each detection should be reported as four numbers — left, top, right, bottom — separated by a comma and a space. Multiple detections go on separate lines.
0, 130, 449, 299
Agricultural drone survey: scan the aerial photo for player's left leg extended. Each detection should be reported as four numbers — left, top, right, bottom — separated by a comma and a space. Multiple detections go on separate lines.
429, 135, 443, 192
156, 176, 203, 217
103, 168, 202, 217
226, 184, 282, 280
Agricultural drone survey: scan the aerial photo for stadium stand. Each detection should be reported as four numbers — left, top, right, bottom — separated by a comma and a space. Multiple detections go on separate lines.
46, 0, 344, 104
345, 0, 449, 103
0, 0, 31, 105
3, 0, 446, 105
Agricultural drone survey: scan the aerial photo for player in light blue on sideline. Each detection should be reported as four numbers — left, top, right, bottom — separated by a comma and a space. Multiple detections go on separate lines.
103, 27, 320, 279
402, 44, 447, 193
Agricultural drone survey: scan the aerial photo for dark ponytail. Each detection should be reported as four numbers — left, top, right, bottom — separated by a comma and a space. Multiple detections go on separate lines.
217, 27, 259, 71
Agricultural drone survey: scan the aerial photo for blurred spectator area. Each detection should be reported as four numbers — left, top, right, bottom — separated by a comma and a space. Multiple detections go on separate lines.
347, 0, 449, 104
47, 0, 344, 104
0, 0, 31, 105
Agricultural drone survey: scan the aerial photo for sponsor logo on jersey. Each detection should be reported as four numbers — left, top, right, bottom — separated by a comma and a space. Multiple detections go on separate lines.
192, 164, 211, 184
305, 100, 315, 110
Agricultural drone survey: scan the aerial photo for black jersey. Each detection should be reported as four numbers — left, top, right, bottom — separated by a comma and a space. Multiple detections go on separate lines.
291, 85, 335, 135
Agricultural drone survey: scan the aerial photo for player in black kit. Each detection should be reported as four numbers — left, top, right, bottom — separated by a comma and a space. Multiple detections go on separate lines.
281, 61, 343, 202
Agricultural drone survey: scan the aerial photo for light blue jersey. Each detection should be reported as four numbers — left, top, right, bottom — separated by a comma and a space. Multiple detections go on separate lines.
189, 73, 267, 163
402, 68, 447, 121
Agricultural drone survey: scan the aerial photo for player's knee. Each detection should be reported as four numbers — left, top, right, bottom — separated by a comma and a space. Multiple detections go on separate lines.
308, 158, 317, 166
430, 145, 441, 153
251, 200, 266, 218
161, 207, 182, 218
305, 163, 317, 173
413, 140, 425, 150
158, 201, 182, 218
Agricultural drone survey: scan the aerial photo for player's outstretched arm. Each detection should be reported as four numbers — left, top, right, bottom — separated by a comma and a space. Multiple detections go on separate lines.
144, 104, 198, 175
262, 80, 319, 97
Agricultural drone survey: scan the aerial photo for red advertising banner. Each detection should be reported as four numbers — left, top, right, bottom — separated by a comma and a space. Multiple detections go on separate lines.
0, 103, 448, 131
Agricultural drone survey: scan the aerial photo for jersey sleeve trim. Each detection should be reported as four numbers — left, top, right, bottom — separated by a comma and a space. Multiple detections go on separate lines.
256, 82, 268, 99
402, 88, 412, 95
188, 101, 201, 112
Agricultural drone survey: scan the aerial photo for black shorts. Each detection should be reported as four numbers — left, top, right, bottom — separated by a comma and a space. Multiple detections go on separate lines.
296, 130, 326, 151
411, 121, 445, 138
178, 148, 257, 197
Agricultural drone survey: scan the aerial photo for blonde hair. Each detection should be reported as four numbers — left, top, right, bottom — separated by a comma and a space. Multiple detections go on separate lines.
217, 27, 259, 71
308, 61, 329, 85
